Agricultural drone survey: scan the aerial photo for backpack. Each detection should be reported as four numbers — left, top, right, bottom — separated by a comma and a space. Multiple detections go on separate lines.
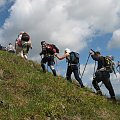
21, 33, 30, 41
103, 56, 114, 73
46, 44, 59, 55
69, 51, 79, 64
16, 39, 22, 47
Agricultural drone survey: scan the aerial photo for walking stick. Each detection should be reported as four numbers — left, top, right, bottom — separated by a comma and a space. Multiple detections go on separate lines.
116, 61, 120, 74
81, 53, 90, 80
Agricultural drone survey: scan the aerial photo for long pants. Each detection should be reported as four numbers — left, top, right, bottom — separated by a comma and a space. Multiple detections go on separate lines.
66, 65, 84, 87
92, 71, 115, 98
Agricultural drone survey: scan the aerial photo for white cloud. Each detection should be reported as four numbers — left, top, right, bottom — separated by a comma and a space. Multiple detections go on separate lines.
107, 29, 120, 49
0, 0, 14, 11
66, 0, 120, 33
0, 0, 120, 58
0, 0, 6, 7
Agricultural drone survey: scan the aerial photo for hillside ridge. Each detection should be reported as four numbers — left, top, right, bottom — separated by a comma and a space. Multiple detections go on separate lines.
0, 51, 120, 120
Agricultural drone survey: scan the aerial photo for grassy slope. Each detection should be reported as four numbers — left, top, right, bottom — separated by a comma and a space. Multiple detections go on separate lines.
0, 51, 120, 120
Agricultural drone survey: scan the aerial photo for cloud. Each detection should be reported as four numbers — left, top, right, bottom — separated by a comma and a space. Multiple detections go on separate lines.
0, 0, 6, 7
0, 0, 14, 11
107, 29, 120, 49
66, 0, 120, 33
0, 0, 120, 59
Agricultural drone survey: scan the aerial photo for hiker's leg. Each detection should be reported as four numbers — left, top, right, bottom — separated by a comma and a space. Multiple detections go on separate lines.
24, 54, 28, 60
102, 72, 115, 99
20, 50, 24, 58
73, 65, 84, 87
92, 72, 102, 95
27, 45, 30, 53
49, 65, 56, 76
41, 57, 47, 72
92, 78, 101, 91
48, 56, 57, 76
92, 71, 102, 90
102, 78, 115, 99
66, 66, 72, 82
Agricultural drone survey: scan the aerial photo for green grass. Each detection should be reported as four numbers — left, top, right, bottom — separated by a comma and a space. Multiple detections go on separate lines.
0, 50, 120, 120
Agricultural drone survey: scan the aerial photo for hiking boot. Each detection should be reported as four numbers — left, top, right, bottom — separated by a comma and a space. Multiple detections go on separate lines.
111, 96, 116, 103
81, 85, 85, 88
52, 69, 57, 76
43, 70, 46, 73
96, 90, 102, 96
107, 97, 117, 103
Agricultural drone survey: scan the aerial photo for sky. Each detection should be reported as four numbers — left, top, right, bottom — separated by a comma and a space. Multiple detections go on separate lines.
0, 0, 120, 97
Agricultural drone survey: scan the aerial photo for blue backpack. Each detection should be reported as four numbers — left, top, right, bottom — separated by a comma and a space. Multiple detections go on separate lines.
69, 52, 79, 64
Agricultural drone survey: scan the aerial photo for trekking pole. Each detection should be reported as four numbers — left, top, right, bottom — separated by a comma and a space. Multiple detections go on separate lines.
116, 61, 120, 74
93, 61, 96, 78
113, 66, 117, 78
78, 63, 82, 77
81, 53, 90, 80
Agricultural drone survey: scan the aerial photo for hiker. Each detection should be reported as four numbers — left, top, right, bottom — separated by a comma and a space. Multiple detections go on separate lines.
7, 43, 16, 53
40, 41, 58, 76
0, 44, 7, 51
116, 61, 120, 73
0, 44, 2, 50
15, 32, 32, 59
89, 50, 116, 100
55, 48, 84, 88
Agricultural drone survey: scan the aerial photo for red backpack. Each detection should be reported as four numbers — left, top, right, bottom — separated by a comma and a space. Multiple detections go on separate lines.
46, 44, 59, 55
21, 33, 30, 42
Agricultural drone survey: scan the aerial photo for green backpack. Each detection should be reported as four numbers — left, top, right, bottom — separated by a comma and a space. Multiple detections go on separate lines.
103, 56, 114, 73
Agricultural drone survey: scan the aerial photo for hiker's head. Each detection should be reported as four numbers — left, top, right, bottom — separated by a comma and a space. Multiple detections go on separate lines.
41, 41, 46, 45
18, 31, 24, 37
20, 31, 25, 35
95, 51, 101, 56
64, 48, 71, 54
9, 43, 12, 45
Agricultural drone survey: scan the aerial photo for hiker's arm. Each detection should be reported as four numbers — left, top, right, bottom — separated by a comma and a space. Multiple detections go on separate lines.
89, 50, 100, 61
55, 53, 67, 60
28, 40, 32, 49
91, 55, 101, 61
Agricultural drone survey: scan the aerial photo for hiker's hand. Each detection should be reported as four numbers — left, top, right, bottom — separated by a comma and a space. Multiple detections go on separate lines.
54, 53, 57, 56
40, 52, 42, 55
89, 50, 94, 55
31, 47, 32, 49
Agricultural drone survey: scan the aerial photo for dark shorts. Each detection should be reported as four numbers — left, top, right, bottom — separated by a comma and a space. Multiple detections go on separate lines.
41, 55, 55, 66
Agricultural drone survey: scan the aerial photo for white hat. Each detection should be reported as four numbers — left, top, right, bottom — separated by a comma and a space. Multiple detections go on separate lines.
109, 55, 114, 60
65, 48, 71, 53
106, 55, 114, 61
